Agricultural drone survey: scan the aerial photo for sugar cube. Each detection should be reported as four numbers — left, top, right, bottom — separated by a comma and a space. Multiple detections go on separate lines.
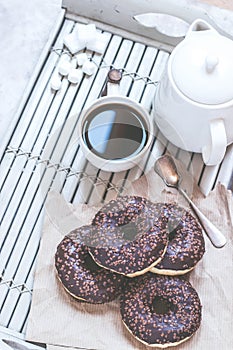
51, 74, 62, 91
82, 60, 96, 76
87, 33, 107, 54
68, 69, 83, 84
63, 32, 86, 54
58, 60, 72, 76
76, 52, 88, 66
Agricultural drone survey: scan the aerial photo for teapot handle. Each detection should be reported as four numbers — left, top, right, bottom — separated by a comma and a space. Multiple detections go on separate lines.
186, 19, 217, 37
202, 118, 227, 166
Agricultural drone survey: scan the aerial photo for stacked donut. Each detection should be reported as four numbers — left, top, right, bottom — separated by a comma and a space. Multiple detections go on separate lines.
55, 195, 205, 348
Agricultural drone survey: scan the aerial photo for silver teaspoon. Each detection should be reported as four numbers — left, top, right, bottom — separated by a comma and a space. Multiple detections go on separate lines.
154, 154, 226, 248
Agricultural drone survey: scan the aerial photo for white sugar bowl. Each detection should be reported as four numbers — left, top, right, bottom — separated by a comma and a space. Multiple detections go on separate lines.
154, 19, 233, 165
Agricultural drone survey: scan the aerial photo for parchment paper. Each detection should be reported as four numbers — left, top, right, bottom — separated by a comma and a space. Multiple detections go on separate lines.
26, 169, 233, 350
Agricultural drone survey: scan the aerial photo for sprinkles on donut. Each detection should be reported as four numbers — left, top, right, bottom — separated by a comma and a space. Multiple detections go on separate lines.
89, 196, 169, 277
92, 196, 148, 228
120, 273, 202, 348
55, 226, 124, 304
150, 203, 205, 275
54, 195, 205, 347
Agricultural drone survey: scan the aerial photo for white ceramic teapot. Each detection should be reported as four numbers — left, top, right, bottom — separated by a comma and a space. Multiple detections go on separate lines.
154, 19, 233, 165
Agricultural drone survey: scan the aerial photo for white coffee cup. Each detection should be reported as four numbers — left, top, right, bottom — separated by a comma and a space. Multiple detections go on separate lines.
153, 19, 233, 166
78, 79, 154, 172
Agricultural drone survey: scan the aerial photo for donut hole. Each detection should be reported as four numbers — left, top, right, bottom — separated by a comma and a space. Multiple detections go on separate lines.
151, 296, 177, 315
167, 217, 180, 235
168, 228, 177, 242
119, 222, 138, 241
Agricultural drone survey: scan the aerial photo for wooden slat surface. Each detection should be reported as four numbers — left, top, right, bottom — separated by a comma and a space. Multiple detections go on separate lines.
0, 15, 232, 335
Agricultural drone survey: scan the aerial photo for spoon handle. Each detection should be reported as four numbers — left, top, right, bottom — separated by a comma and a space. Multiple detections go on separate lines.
178, 187, 227, 248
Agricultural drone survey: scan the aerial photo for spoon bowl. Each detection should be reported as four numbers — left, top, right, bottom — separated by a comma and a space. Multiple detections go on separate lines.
154, 155, 226, 248
154, 154, 180, 187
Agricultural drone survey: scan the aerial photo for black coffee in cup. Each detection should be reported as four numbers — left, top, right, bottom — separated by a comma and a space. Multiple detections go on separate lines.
82, 104, 148, 160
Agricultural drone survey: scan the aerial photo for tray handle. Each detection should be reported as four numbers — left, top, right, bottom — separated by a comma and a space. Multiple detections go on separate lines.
62, 0, 233, 47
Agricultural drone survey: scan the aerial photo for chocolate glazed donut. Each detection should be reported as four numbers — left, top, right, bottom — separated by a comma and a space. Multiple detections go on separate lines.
55, 226, 124, 304
120, 273, 202, 348
150, 203, 205, 275
89, 196, 169, 277
92, 196, 149, 228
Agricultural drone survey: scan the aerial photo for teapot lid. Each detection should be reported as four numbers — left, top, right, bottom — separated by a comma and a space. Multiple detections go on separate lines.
170, 28, 233, 105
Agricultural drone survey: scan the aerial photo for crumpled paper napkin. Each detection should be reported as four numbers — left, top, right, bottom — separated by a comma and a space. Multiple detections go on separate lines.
26, 169, 233, 350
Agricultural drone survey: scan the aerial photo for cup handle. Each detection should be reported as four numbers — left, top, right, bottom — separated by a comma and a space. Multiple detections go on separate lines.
107, 81, 121, 96
202, 118, 227, 166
